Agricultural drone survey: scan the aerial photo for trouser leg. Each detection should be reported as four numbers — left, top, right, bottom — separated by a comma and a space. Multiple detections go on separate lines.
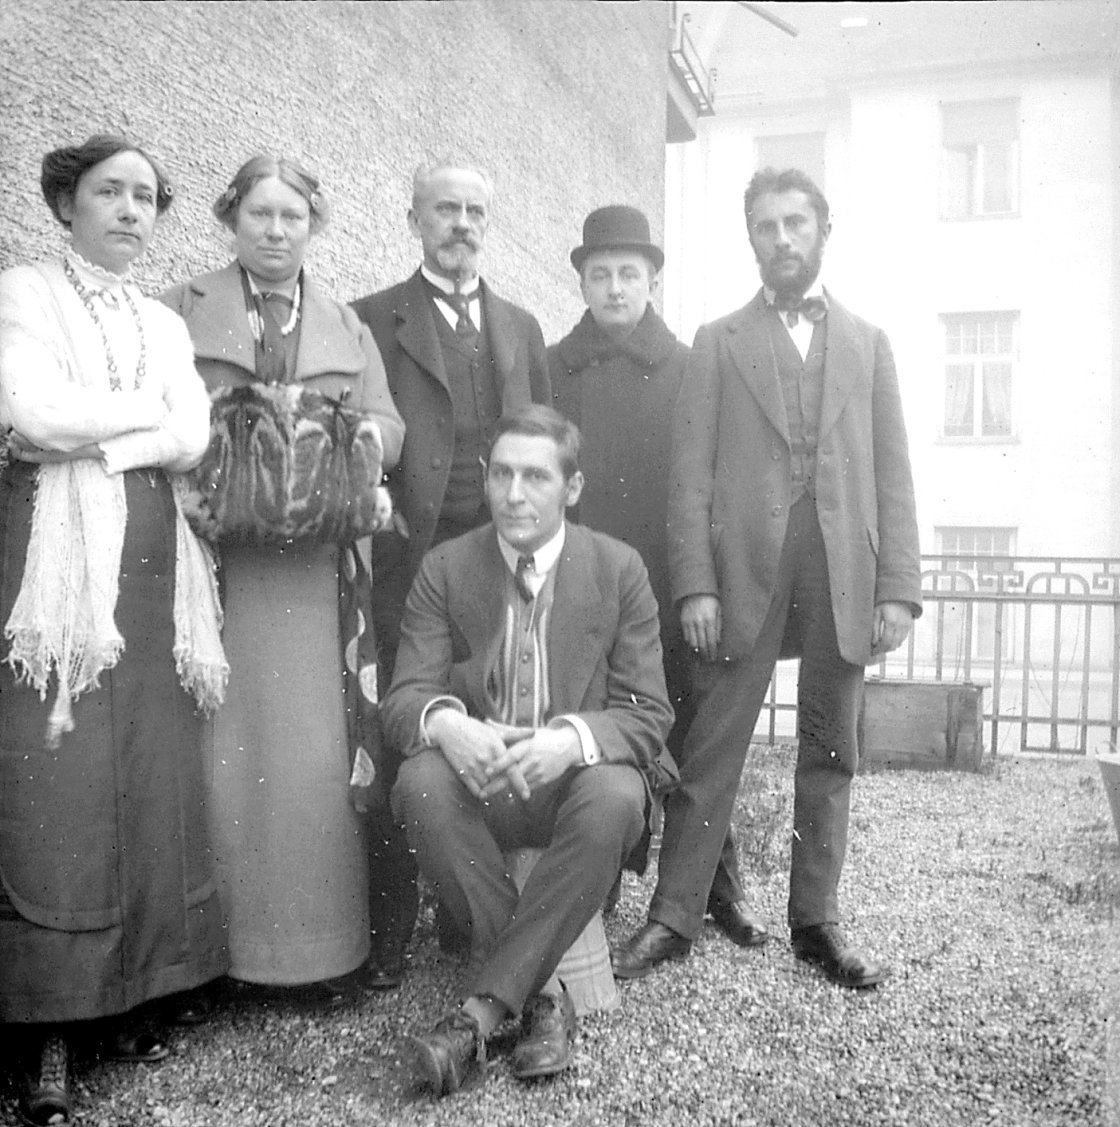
470, 765, 645, 1014
788, 634, 863, 928
648, 637, 781, 940
391, 751, 519, 968
784, 500, 864, 928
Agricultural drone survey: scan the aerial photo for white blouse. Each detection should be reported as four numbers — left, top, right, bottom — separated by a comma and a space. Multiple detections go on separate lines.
0, 253, 210, 476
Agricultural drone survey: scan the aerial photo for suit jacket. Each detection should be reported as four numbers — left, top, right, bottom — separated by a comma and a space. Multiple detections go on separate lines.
380, 521, 677, 795
669, 289, 922, 667
351, 270, 550, 577
160, 262, 404, 467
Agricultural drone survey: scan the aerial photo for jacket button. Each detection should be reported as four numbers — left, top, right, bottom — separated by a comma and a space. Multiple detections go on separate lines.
772, 452, 780, 461
771, 505, 782, 516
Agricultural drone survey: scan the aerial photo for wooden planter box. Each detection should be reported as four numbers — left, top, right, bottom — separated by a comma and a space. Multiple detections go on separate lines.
859, 679, 985, 772
1094, 747, 1120, 846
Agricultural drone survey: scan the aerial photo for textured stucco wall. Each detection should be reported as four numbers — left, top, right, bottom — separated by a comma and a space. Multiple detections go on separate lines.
0, 0, 668, 342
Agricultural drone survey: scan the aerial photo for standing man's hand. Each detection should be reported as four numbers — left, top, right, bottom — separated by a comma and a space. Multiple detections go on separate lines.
681, 594, 722, 662
871, 601, 914, 657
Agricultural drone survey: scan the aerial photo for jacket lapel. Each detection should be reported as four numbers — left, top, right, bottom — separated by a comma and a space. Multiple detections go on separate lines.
181, 263, 256, 370
293, 276, 367, 380
818, 291, 864, 442
546, 525, 607, 713
180, 263, 367, 383
454, 531, 512, 698
394, 270, 449, 391
479, 281, 518, 404
724, 293, 790, 443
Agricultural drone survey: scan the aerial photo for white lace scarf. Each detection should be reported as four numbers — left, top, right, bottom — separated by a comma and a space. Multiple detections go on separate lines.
4, 258, 227, 747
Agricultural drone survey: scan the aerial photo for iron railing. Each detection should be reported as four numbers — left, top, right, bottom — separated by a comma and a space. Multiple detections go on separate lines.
757, 554, 1120, 756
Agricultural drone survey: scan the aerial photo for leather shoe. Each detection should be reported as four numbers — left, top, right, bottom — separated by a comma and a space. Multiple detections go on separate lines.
791, 923, 886, 989
18, 1034, 70, 1127
611, 921, 691, 980
101, 1027, 169, 1063
707, 899, 770, 948
510, 987, 577, 1080
409, 1007, 485, 1097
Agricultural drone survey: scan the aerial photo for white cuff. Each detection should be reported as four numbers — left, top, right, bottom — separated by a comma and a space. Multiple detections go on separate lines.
551, 714, 602, 767
418, 696, 467, 747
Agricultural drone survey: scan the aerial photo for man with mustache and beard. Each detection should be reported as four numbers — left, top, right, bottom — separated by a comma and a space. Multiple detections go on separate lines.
612, 167, 922, 989
352, 163, 549, 988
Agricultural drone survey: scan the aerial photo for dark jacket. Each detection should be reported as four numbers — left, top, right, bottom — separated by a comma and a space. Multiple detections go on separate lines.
548, 306, 687, 625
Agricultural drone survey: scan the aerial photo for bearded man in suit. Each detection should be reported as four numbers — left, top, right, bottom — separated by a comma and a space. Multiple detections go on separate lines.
384, 406, 674, 1095
613, 167, 922, 989
351, 163, 550, 986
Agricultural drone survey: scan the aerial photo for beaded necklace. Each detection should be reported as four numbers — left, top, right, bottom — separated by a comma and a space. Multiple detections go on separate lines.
62, 256, 147, 391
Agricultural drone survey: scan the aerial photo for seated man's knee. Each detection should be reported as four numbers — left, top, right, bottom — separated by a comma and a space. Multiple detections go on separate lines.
571, 766, 646, 849
391, 749, 462, 823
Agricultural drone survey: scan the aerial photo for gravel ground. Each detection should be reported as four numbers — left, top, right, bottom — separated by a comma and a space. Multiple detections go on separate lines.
3, 745, 1116, 1127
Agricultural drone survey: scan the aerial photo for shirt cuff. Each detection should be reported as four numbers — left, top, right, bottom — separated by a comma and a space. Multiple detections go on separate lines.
550, 714, 602, 767
418, 696, 467, 748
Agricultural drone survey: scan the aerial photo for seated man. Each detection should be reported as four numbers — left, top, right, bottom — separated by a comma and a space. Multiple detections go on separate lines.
383, 405, 674, 1097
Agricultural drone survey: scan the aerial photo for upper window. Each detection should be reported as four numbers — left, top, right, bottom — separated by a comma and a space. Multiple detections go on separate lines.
940, 99, 1019, 219
941, 312, 1017, 439
755, 132, 826, 193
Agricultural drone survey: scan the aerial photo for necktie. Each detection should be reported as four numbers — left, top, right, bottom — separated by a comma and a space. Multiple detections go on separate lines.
448, 282, 477, 337
515, 554, 535, 603
774, 294, 829, 329
255, 291, 292, 383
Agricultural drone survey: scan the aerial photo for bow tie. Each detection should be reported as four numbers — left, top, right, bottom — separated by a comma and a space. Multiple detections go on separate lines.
772, 294, 828, 327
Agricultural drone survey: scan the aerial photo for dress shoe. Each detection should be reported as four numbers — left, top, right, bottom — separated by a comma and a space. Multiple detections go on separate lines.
101, 1027, 169, 1063
791, 923, 886, 989
409, 1007, 485, 1097
611, 921, 691, 980
167, 986, 214, 1025
707, 899, 770, 948
18, 1033, 70, 1127
510, 987, 577, 1080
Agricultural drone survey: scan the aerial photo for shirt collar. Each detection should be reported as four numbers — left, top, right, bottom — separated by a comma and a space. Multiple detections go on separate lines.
497, 522, 566, 578
421, 263, 480, 299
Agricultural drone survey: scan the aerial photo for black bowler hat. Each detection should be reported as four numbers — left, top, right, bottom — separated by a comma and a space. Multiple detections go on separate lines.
569, 205, 664, 273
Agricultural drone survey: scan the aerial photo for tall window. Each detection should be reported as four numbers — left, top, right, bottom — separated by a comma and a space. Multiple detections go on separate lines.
755, 132, 826, 192
942, 312, 1017, 439
936, 527, 1017, 663
941, 99, 1019, 219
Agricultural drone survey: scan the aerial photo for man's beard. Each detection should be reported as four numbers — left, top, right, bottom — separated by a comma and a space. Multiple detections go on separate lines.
759, 237, 825, 298
436, 239, 481, 278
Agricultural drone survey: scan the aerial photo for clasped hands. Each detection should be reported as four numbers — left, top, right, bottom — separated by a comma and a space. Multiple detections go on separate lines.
425, 709, 582, 802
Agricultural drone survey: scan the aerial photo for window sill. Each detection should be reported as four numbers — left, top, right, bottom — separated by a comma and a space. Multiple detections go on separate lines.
939, 211, 1020, 222
936, 434, 1020, 446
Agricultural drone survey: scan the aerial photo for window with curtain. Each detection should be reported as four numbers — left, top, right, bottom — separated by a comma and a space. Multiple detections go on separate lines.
940, 99, 1019, 219
941, 312, 1017, 438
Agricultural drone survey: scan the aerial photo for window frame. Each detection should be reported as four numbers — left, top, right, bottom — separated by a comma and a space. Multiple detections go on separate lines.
939, 311, 1019, 442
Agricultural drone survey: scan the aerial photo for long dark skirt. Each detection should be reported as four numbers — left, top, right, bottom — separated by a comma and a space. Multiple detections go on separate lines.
0, 463, 228, 1024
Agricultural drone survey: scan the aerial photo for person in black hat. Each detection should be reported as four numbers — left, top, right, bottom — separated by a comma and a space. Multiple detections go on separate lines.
548, 206, 753, 940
